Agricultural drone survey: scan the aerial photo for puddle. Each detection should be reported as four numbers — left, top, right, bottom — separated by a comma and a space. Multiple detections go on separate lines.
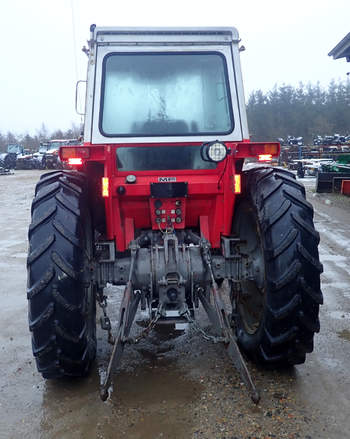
101, 325, 202, 439
38, 357, 203, 439
86, 323, 201, 439
110, 360, 202, 439
337, 329, 350, 342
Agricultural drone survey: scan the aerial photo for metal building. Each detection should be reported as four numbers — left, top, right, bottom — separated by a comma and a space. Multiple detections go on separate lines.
329, 33, 350, 62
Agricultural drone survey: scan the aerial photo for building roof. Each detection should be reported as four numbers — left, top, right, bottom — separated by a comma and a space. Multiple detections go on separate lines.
328, 32, 350, 62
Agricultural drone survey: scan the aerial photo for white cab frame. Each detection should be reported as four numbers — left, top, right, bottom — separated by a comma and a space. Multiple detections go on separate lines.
83, 27, 249, 144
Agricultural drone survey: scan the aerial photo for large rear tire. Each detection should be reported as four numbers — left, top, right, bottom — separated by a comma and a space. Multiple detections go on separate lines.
27, 170, 96, 378
232, 167, 323, 367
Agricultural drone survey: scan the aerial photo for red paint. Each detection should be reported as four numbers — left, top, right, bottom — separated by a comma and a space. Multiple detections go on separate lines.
62, 140, 280, 251
341, 180, 350, 196
124, 218, 135, 248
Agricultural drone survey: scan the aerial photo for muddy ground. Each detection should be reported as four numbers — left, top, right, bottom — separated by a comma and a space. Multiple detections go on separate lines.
0, 170, 350, 439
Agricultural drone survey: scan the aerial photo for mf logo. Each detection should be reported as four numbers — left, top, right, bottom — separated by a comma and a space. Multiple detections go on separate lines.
158, 177, 177, 182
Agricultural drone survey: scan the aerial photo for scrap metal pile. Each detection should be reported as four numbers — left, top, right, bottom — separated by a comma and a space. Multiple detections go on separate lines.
316, 154, 350, 193
0, 139, 80, 171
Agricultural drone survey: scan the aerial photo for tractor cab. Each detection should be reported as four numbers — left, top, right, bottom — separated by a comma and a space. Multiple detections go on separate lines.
7, 144, 24, 155
84, 26, 248, 145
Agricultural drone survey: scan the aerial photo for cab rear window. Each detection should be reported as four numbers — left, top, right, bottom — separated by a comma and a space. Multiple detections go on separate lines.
100, 52, 234, 137
116, 145, 217, 171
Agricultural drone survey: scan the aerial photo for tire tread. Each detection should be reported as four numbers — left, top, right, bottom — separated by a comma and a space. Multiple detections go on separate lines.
235, 167, 322, 367
27, 171, 96, 379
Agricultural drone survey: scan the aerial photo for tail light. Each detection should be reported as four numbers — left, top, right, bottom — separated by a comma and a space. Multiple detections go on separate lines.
250, 143, 279, 156
68, 157, 83, 166
235, 142, 280, 159
258, 154, 272, 162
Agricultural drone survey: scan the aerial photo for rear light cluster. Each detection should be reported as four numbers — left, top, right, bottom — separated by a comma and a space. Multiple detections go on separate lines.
235, 142, 280, 162
60, 147, 90, 166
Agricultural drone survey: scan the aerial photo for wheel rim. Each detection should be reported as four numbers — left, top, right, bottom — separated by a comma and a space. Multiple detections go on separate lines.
235, 204, 265, 335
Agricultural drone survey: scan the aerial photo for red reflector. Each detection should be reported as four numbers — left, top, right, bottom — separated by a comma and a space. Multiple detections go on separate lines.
251, 143, 279, 156
234, 174, 241, 194
61, 147, 76, 158
258, 154, 272, 162
76, 147, 90, 158
61, 147, 90, 160
246, 143, 278, 157
102, 177, 109, 198
68, 157, 83, 165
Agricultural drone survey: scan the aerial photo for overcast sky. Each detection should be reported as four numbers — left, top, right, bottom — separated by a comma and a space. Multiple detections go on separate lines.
1, 0, 349, 135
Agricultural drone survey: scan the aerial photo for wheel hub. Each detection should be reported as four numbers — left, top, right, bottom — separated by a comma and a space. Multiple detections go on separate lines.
235, 206, 265, 335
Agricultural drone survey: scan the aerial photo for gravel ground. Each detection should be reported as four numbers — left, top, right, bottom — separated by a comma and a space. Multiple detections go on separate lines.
0, 170, 350, 439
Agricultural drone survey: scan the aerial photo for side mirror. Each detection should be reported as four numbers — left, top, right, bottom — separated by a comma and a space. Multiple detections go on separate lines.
75, 80, 87, 116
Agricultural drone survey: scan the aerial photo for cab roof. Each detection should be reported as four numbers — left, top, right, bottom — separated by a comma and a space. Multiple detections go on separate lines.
91, 26, 240, 44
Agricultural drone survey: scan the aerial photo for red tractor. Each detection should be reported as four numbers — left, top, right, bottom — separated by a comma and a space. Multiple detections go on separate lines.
27, 26, 323, 403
